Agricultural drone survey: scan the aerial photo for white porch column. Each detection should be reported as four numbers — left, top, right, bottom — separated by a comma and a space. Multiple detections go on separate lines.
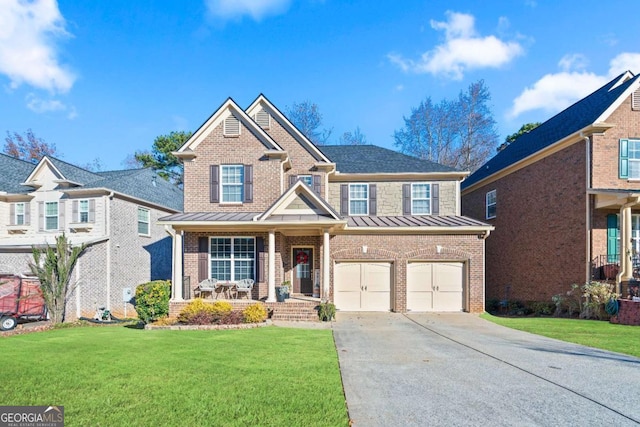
267, 230, 276, 302
172, 230, 184, 301
323, 229, 330, 301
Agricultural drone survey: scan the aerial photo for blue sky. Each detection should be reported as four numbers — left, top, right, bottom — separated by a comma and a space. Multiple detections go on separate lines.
2, 0, 640, 170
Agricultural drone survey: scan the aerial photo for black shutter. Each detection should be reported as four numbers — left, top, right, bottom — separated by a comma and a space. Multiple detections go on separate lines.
256, 237, 264, 283
198, 237, 209, 282
340, 184, 348, 216
244, 165, 253, 203
369, 184, 377, 216
289, 175, 297, 187
432, 184, 439, 215
402, 184, 411, 215
210, 165, 219, 203
313, 175, 321, 196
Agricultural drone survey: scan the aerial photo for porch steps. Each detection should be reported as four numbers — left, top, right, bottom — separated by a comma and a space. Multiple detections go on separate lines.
267, 300, 320, 322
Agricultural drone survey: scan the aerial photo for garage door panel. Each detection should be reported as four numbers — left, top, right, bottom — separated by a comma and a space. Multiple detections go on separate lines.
407, 262, 463, 312
334, 262, 391, 311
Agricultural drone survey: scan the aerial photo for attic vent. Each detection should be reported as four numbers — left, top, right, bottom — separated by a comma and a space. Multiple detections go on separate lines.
633, 88, 640, 111
255, 109, 270, 129
224, 115, 241, 136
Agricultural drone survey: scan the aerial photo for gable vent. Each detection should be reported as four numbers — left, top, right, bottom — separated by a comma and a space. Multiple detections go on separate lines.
633, 87, 640, 111
224, 114, 241, 136
255, 109, 270, 129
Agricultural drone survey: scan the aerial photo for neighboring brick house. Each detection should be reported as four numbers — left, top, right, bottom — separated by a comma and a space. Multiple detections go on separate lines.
0, 154, 183, 320
461, 71, 640, 304
160, 95, 493, 313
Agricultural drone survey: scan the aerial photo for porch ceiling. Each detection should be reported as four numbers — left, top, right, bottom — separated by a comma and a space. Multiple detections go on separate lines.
590, 189, 640, 209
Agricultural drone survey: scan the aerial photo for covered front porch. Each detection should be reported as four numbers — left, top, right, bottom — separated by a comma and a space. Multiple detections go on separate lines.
589, 189, 640, 295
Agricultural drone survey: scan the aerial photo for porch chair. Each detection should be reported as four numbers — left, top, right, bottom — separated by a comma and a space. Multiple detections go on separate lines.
196, 278, 218, 299
234, 279, 254, 299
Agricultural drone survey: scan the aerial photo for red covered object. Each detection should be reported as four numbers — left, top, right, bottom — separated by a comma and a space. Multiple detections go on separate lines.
0, 275, 46, 319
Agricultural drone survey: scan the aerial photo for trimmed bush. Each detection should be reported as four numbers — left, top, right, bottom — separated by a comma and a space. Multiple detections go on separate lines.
135, 280, 171, 323
219, 311, 244, 325
318, 302, 336, 321
178, 299, 233, 325
242, 303, 268, 323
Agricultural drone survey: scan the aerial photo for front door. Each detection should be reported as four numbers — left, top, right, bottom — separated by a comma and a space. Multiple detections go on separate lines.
293, 248, 313, 294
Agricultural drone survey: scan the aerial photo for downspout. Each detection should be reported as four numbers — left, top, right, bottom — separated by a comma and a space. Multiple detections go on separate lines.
583, 135, 591, 283
105, 191, 114, 310
480, 229, 491, 313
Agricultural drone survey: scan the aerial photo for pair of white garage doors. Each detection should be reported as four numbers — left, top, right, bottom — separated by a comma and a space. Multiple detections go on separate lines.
333, 261, 464, 312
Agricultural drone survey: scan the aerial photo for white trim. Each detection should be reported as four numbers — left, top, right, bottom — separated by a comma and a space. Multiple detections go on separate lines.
78, 199, 89, 223
595, 72, 639, 123
348, 183, 369, 216
137, 206, 150, 236
44, 201, 59, 231
256, 179, 342, 221
208, 236, 256, 282
410, 182, 431, 215
14, 202, 25, 225
220, 164, 244, 204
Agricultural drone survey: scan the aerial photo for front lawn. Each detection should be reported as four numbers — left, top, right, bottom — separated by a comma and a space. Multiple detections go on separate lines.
481, 313, 640, 358
0, 325, 349, 427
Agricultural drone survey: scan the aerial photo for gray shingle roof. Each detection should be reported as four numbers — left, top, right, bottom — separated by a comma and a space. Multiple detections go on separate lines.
0, 154, 36, 194
0, 154, 182, 211
320, 145, 459, 174
462, 72, 640, 189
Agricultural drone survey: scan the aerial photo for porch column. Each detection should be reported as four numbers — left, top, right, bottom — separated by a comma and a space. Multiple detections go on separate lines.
172, 230, 184, 301
267, 229, 276, 302
323, 229, 330, 301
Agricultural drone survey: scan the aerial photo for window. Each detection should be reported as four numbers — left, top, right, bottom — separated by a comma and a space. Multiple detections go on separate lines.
349, 184, 368, 215
45, 202, 58, 231
486, 190, 497, 219
411, 183, 431, 215
138, 207, 150, 235
221, 165, 244, 203
298, 175, 313, 187
629, 140, 640, 179
15, 202, 25, 225
210, 237, 255, 281
79, 200, 89, 223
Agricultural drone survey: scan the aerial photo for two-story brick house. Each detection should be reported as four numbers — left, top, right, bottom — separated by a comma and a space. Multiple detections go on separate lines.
461, 71, 640, 304
0, 154, 183, 320
160, 95, 493, 313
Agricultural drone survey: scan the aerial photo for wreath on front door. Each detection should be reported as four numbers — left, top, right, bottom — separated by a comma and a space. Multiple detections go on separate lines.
296, 251, 309, 265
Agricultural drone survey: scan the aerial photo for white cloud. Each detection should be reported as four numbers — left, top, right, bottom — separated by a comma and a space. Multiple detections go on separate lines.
0, 0, 75, 93
205, 0, 291, 21
26, 93, 77, 119
388, 11, 523, 80
508, 52, 640, 118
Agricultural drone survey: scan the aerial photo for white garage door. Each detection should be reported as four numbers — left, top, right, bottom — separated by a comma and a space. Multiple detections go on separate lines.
334, 262, 392, 311
407, 262, 464, 312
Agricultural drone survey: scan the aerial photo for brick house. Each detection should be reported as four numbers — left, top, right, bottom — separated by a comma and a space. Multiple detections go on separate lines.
461, 71, 640, 304
0, 154, 183, 319
160, 95, 492, 314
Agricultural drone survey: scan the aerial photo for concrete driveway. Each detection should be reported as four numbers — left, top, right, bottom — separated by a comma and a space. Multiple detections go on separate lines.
332, 312, 640, 427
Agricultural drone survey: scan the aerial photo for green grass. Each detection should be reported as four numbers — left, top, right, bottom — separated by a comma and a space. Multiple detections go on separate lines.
0, 325, 349, 427
481, 313, 640, 358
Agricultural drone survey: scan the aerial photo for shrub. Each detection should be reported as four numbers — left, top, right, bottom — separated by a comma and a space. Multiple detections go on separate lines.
552, 284, 581, 318
242, 303, 268, 323
485, 299, 501, 314
153, 317, 178, 326
135, 280, 171, 323
178, 299, 233, 324
219, 311, 244, 325
318, 302, 336, 321
581, 281, 618, 320
528, 301, 554, 316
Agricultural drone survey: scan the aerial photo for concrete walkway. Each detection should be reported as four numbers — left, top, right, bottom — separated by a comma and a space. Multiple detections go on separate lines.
333, 312, 640, 427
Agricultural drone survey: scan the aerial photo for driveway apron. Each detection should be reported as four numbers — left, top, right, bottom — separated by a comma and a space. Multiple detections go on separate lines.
332, 312, 640, 427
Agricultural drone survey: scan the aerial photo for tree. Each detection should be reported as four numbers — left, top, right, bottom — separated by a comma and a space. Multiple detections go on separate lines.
132, 131, 192, 186
393, 80, 499, 172
504, 122, 541, 144
339, 127, 368, 145
4, 129, 58, 163
29, 234, 86, 324
285, 101, 332, 145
